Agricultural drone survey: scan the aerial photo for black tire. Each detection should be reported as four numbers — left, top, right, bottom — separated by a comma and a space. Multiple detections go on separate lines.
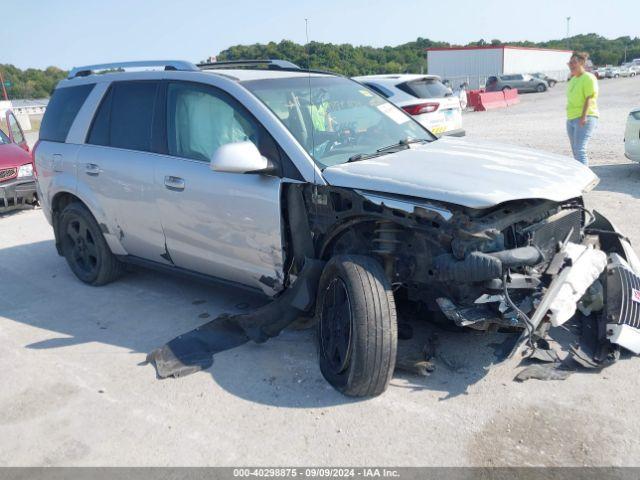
317, 255, 397, 397
501, 86, 511, 92
548, 80, 557, 87
59, 202, 123, 286
536, 84, 546, 92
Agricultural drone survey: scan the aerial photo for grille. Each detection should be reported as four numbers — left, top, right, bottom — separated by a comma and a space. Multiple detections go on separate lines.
520, 209, 582, 258
606, 256, 640, 329
0, 167, 17, 183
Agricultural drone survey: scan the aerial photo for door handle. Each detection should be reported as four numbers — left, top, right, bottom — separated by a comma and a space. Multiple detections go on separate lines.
85, 163, 100, 176
164, 175, 185, 191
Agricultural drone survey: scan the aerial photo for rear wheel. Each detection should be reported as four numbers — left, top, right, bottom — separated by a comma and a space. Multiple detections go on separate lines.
501, 86, 512, 92
59, 202, 123, 286
536, 84, 547, 92
317, 255, 397, 397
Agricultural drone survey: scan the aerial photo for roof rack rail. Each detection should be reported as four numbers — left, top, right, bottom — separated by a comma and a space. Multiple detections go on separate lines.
67, 60, 199, 79
197, 59, 301, 71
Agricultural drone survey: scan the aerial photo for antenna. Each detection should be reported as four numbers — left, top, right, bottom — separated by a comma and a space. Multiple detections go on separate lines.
305, 18, 317, 190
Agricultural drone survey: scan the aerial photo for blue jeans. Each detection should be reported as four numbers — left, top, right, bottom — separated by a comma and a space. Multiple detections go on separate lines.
566, 116, 598, 166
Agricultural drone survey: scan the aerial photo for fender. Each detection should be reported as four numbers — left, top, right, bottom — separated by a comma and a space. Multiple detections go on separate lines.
51, 186, 128, 256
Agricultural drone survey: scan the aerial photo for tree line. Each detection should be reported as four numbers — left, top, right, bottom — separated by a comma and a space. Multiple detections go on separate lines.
0, 65, 67, 100
2, 33, 639, 99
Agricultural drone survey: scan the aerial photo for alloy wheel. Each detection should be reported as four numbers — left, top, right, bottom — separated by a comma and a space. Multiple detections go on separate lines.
320, 278, 353, 374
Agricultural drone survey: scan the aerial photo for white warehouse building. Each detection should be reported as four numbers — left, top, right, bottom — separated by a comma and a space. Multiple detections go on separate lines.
426, 46, 572, 89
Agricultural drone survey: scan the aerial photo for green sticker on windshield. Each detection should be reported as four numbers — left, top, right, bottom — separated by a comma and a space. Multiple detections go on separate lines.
359, 89, 373, 97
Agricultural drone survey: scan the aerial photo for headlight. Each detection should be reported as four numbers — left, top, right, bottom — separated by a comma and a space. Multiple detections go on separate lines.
17, 163, 33, 178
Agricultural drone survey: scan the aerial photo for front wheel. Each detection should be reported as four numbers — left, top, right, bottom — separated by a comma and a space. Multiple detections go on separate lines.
317, 255, 397, 397
536, 84, 547, 92
59, 202, 123, 286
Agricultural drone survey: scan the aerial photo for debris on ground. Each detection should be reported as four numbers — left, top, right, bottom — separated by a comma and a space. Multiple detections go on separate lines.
146, 259, 324, 379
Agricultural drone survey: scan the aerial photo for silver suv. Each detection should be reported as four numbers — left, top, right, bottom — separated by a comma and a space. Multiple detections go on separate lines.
36, 59, 640, 396
485, 74, 549, 93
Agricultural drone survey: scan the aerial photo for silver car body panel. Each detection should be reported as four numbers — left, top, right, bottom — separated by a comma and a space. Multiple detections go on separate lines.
152, 153, 285, 295
321, 136, 598, 209
76, 145, 169, 260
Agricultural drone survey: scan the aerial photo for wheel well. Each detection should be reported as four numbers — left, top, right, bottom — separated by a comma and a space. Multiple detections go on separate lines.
319, 219, 378, 261
51, 192, 84, 255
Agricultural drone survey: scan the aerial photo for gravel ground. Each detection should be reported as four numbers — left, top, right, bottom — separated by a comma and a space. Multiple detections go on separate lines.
2, 77, 640, 467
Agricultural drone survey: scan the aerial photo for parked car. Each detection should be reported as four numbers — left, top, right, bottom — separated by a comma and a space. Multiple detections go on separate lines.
353, 74, 464, 137
485, 74, 548, 93
629, 65, 640, 76
0, 110, 37, 212
35, 59, 640, 397
594, 67, 608, 79
618, 67, 634, 78
605, 67, 621, 78
625, 108, 640, 162
531, 72, 557, 87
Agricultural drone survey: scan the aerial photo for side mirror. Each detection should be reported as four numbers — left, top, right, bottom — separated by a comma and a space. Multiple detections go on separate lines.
210, 141, 275, 175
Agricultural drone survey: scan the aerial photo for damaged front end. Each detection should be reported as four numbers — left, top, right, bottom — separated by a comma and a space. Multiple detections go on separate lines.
307, 185, 640, 360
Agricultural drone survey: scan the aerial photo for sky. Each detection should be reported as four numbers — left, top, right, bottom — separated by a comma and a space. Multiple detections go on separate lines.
3, 0, 639, 70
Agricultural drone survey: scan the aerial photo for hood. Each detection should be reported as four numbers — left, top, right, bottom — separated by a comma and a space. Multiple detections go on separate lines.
0, 143, 32, 169
321, 137, 598, 209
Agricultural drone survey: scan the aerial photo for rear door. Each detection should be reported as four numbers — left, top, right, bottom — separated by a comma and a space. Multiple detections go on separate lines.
152, 81, 285, 294
78, 80, 168, 261
513, 74, 529, 91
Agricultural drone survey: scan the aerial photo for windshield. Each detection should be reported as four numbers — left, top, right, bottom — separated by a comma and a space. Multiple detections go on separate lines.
242, 76, 435, 168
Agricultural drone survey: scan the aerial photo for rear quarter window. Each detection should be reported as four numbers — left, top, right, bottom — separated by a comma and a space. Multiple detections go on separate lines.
363, 82, 393, 98
39, 84, 94, 143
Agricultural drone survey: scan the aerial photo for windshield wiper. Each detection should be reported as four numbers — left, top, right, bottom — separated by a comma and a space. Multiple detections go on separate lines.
348, 138, 429, 163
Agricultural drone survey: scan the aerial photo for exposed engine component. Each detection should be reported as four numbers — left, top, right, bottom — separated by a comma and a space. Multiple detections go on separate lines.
434, 246, 543, 282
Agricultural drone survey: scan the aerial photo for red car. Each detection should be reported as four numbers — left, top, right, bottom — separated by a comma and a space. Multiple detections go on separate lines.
0, 110, 37, 212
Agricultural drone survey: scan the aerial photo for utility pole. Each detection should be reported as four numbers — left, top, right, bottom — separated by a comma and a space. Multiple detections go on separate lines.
624, 45, 628, 63
566, 17, 571, 50
0, 69, 8, 101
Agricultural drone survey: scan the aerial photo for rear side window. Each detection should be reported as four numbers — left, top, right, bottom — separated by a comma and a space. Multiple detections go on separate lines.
87, 81, 159, 152
396, 78, 450, 99
40, 84, 94, 142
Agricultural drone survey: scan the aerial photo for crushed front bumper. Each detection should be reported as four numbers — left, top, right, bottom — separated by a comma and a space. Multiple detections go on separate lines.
510, 210, 640, 357
0, 176, 37, 213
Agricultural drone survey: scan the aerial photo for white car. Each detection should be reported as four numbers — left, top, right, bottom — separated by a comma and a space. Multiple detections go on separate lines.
353, 74, 464, 137
625, 108, 640, 162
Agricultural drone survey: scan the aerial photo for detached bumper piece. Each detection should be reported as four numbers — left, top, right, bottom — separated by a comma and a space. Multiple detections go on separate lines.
605, 254, 640, 354
0, 178, 37, 213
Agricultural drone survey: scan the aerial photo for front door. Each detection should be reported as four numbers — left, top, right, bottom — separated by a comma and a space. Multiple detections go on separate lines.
6, 110, 28, 152
153, 81, 285, 294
